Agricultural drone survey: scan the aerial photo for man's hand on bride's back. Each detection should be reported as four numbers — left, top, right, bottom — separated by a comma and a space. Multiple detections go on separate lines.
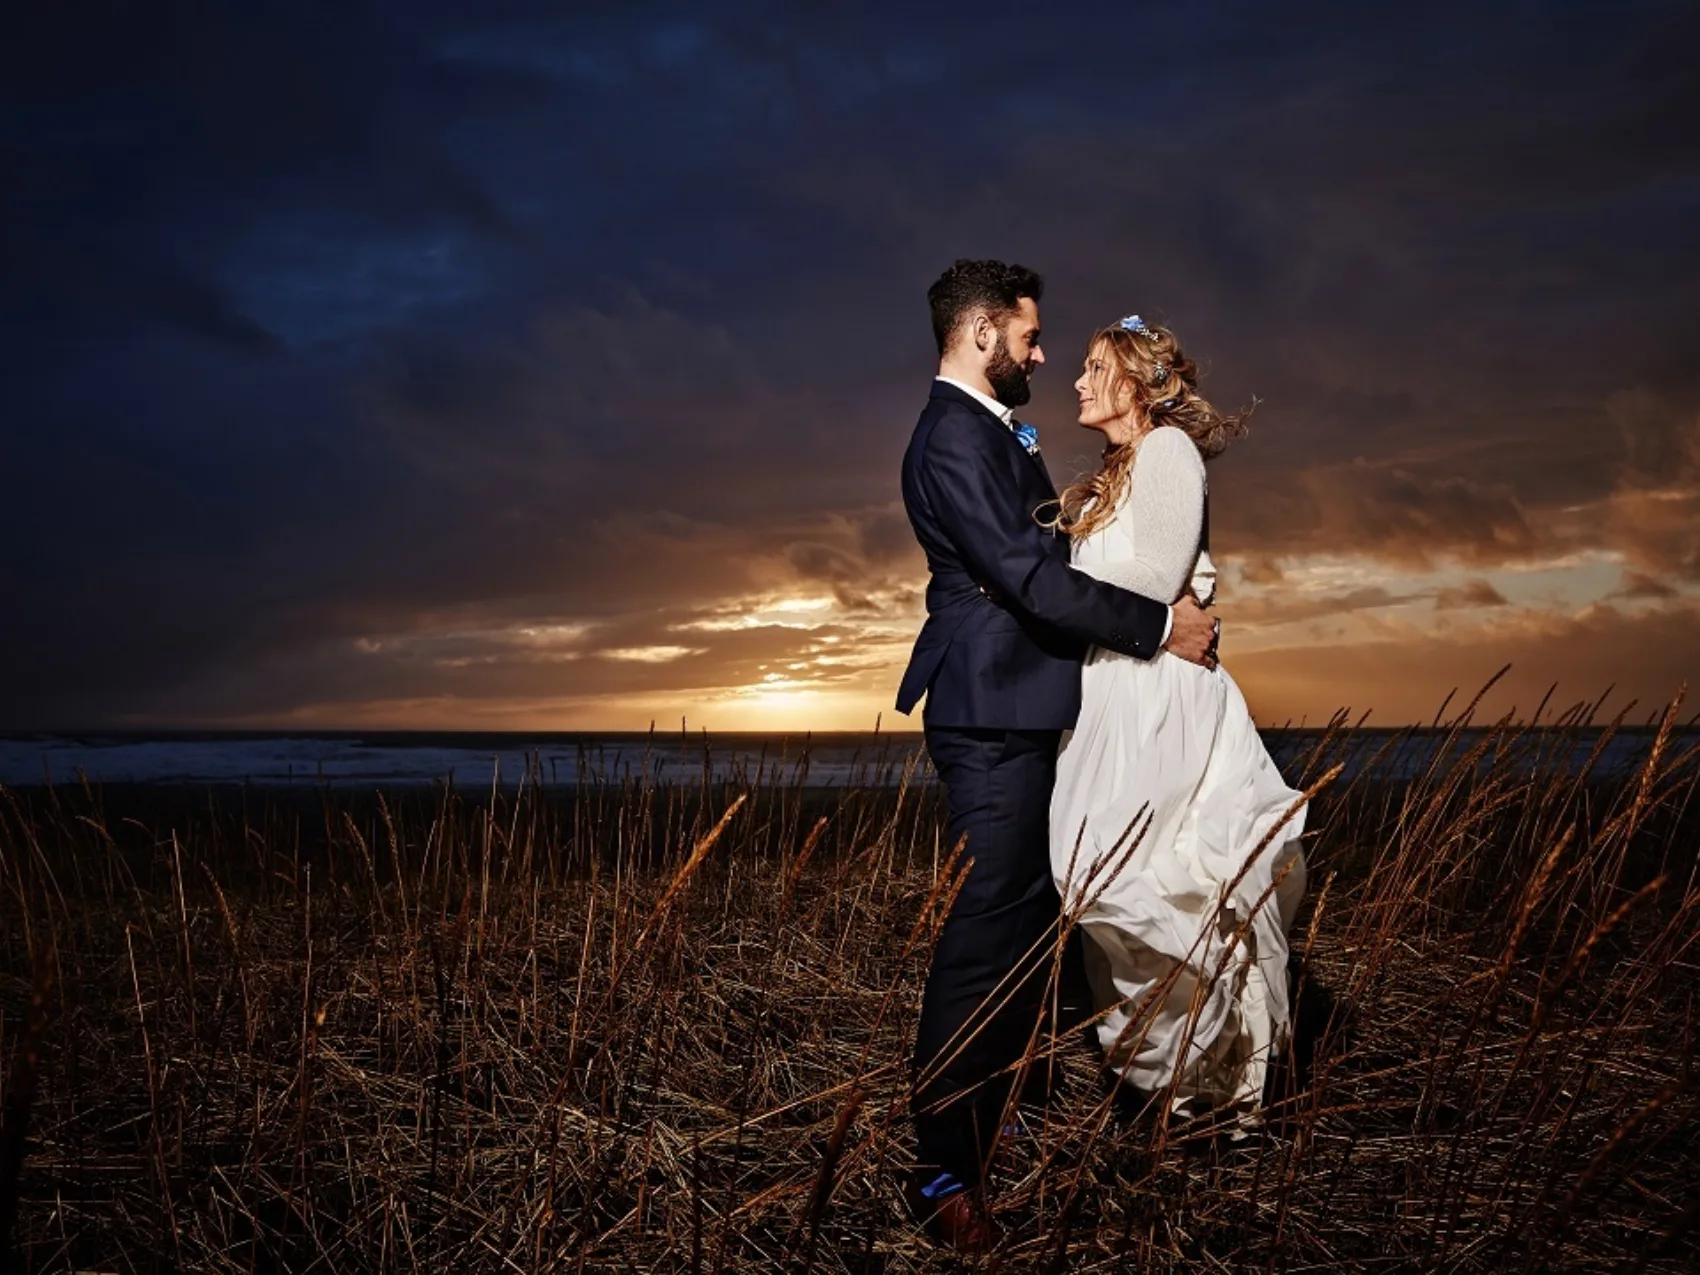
1164, 595, 1220, 669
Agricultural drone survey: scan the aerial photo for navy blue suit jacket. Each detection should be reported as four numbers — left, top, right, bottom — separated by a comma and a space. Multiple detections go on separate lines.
895, 380, 1169, 729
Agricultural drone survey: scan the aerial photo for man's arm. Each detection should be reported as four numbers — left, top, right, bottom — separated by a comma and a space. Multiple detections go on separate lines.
918, 412, 1168, 659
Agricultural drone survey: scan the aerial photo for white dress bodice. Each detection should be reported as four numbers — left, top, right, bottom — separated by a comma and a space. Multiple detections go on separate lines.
1070, 426, 1216, 613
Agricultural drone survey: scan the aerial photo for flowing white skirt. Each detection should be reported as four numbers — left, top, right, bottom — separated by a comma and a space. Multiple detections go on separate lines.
1051, 647, 1307, 1114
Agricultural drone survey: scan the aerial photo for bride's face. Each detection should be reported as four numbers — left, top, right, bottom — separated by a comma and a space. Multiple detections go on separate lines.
1074, 343, 1139, 442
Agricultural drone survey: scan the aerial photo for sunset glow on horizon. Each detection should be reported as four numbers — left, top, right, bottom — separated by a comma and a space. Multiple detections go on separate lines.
111, 528, 1700, 734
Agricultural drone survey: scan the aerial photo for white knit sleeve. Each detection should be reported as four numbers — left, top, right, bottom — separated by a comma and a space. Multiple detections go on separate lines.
1087, 427, 1206, 605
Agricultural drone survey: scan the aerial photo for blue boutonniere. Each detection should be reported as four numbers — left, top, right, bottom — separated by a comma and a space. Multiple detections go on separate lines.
1012, 421, 1040, 454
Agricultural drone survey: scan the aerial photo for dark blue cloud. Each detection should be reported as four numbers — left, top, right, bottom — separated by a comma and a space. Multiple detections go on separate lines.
3, 0, 1697, 724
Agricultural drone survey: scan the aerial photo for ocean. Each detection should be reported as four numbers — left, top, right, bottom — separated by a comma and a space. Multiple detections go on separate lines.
1, 726, 1693, 790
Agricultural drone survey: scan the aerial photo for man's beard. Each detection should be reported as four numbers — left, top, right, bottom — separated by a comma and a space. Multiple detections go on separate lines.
986, 331, 1033, 408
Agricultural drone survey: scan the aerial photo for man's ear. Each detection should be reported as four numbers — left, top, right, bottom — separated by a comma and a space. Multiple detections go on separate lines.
970, 312, 994, 352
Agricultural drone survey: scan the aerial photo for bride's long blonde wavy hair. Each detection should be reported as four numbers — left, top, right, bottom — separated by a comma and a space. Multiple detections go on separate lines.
1043, 319, 1252, 540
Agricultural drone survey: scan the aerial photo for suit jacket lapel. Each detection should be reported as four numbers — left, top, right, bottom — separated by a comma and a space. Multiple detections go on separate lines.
1028, 446, 1057, 496
930, 378, 1058, 495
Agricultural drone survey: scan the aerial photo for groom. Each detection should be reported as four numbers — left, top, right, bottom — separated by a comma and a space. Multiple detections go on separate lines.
895, 258, 1219, 1251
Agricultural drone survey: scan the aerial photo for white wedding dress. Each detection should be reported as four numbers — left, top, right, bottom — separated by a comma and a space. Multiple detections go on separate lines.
1050, 426, 1307, 1116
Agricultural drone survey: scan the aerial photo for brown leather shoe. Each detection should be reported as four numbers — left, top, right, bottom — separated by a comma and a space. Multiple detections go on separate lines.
904, 1178, 1000, 1254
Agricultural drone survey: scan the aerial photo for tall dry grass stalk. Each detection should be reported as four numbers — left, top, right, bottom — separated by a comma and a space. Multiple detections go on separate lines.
0, 692, 1695, 1271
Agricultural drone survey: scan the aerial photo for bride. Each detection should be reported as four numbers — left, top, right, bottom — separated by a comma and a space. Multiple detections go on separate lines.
1047, 314, 1307, 1119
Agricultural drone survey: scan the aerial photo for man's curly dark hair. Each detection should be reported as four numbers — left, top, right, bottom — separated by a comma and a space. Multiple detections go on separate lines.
926, 258, 1045, 355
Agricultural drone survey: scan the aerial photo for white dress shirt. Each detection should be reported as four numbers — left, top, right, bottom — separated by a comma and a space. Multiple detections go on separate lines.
935, 375, 1016, 427
932, 376, 1176, 649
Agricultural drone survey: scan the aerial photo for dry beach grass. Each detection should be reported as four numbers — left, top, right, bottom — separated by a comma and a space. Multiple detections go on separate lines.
2, 685, 1698, 1272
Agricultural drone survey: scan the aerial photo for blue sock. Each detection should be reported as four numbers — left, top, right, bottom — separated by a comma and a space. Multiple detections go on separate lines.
919, 1171, 965, 1201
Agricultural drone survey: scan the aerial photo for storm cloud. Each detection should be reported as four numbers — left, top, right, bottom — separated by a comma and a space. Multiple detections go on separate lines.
4, 1, 1697, 728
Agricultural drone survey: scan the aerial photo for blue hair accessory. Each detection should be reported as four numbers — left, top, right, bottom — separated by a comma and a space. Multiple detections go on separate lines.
1012, 421, 1040, 454
1118, 314, 1150, 334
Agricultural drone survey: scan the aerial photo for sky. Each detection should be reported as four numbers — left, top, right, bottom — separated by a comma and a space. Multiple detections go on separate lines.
4, 1, 1698, 732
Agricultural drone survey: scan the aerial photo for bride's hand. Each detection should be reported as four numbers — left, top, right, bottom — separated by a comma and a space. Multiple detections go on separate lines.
1165, 595, 1220, 669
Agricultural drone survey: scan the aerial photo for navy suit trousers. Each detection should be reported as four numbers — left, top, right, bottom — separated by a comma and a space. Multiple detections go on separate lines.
913, 723, 1067, 1185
